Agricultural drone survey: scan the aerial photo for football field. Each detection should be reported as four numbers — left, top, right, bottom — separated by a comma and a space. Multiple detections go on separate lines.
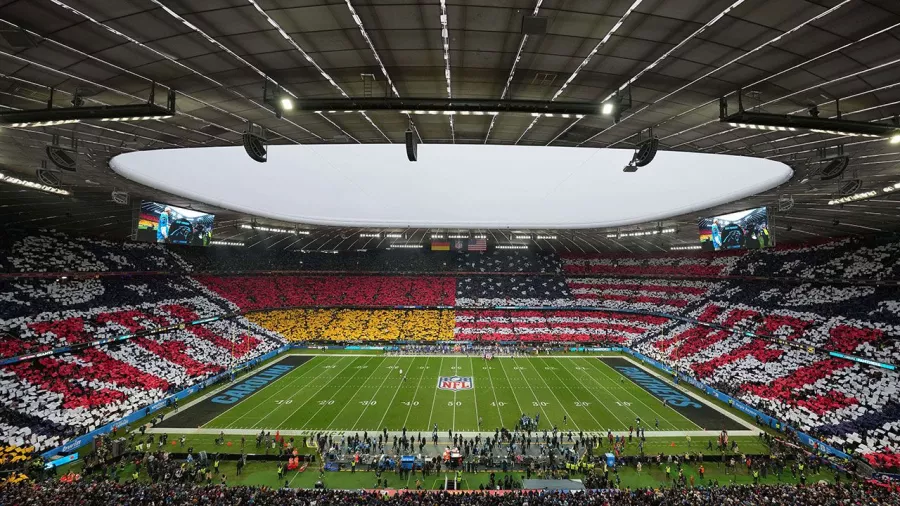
159, 354, 749, 434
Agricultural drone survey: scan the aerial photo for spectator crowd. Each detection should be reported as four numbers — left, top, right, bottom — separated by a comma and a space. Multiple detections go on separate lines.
0, 480, 897, 505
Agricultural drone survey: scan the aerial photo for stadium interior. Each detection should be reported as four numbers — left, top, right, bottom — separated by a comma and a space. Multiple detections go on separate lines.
1, 0, 899, 504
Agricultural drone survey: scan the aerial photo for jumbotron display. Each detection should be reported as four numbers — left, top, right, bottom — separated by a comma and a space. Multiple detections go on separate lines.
699, 206, 772, 251
137, 201, 214, 246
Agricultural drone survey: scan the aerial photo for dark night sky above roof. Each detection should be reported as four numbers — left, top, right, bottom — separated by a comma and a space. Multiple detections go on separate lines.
0, 0, 899, 253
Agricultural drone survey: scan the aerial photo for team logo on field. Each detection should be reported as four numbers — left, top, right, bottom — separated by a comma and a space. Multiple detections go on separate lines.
438, 376, 474, 391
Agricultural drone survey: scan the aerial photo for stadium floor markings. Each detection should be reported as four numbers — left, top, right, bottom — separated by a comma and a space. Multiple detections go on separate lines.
517, 356, 583, 432
586, 357, 696, 430
452, 356, 458, 432
425, 356, 444, 432
495, 356, 529, 428
554, 357, 632, 430
509, 356, 555, 429
300, 356, 382, 430
536, 357, 604, 430
452, 356, 478, 431
235, 356, 354, 430
570, 357, 660, 429
215, 356, 329, 429
355, 356, 419, 431
468, 357, 482, 431
264, 356, 365, 429
362, 356, 415, 431
396, 356, 433, 430
480, 357, 505, 429
160, 355, 317, 430
596, 356, 747, 432
333, 355, 404, 430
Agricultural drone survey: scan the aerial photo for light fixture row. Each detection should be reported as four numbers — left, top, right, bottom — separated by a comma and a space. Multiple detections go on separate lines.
99, 115, 173, 122
0, 171, 70, 195
827, 182, 900, 206
210, 240, 244, 247
728, 122, 797, 132
496, 244, 528, 250
809, 128, 881, 138
608, 228, 676, 238
7, 119, 80, 128
670, 245, 702, 251
5, 116, 173, 129
389, 243, 423, 249
241, 224, 310, 234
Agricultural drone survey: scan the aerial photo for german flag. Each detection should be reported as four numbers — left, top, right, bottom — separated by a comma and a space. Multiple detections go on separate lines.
431, 241, 450, 251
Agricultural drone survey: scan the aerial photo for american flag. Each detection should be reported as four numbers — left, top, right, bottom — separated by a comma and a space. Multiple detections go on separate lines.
454, 310, 668, 342
566, 277, 715, 312
468, 238, 487, 251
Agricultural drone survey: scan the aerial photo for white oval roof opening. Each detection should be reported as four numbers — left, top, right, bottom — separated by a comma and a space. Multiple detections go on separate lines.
111, 144, 791, 229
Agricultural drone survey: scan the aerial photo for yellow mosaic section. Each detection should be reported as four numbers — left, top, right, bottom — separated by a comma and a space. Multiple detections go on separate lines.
248, 309, 456, 342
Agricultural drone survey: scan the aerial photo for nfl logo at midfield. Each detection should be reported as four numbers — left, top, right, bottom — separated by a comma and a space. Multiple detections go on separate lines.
438, 376, 474, 391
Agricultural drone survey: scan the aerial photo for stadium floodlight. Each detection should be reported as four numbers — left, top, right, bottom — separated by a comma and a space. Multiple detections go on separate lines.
0, 171, 70, 195
891, 134, 900, 144
828, 190, 877, 205
601, 102, 614, 116
280, 97, 294, 111
242, 122, 267, 163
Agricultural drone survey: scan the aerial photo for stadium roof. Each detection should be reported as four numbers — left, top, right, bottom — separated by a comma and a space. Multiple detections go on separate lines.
0, 0, 899, 253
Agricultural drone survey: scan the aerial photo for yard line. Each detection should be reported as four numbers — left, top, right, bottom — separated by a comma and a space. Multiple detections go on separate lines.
584, 357, 689, 430
496, 356, 530, 426
553, 357, 629, 429
482, 356, 505, 426
322, 356, 385, 429
347, 356, 404, 430
452, 356, 458, 432
266, 356, 366, 429
539, 358, 604, 430
518, 357, 581, 432
223, 357, 332, 429
399, 357, 430, 430
510, 357, 554, 428
426, 356, 444, 431
468, 357, 481, 431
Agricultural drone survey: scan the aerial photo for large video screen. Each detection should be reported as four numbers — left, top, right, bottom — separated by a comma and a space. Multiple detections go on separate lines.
137, 201, 214, 246
699, 206, 772, 251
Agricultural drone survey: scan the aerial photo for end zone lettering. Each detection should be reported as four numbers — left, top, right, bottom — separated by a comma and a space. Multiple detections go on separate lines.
615, 366, 702, 408
211, 365, 294, 404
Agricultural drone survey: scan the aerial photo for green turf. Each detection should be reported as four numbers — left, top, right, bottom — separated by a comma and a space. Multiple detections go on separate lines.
204, 355, 705, 432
